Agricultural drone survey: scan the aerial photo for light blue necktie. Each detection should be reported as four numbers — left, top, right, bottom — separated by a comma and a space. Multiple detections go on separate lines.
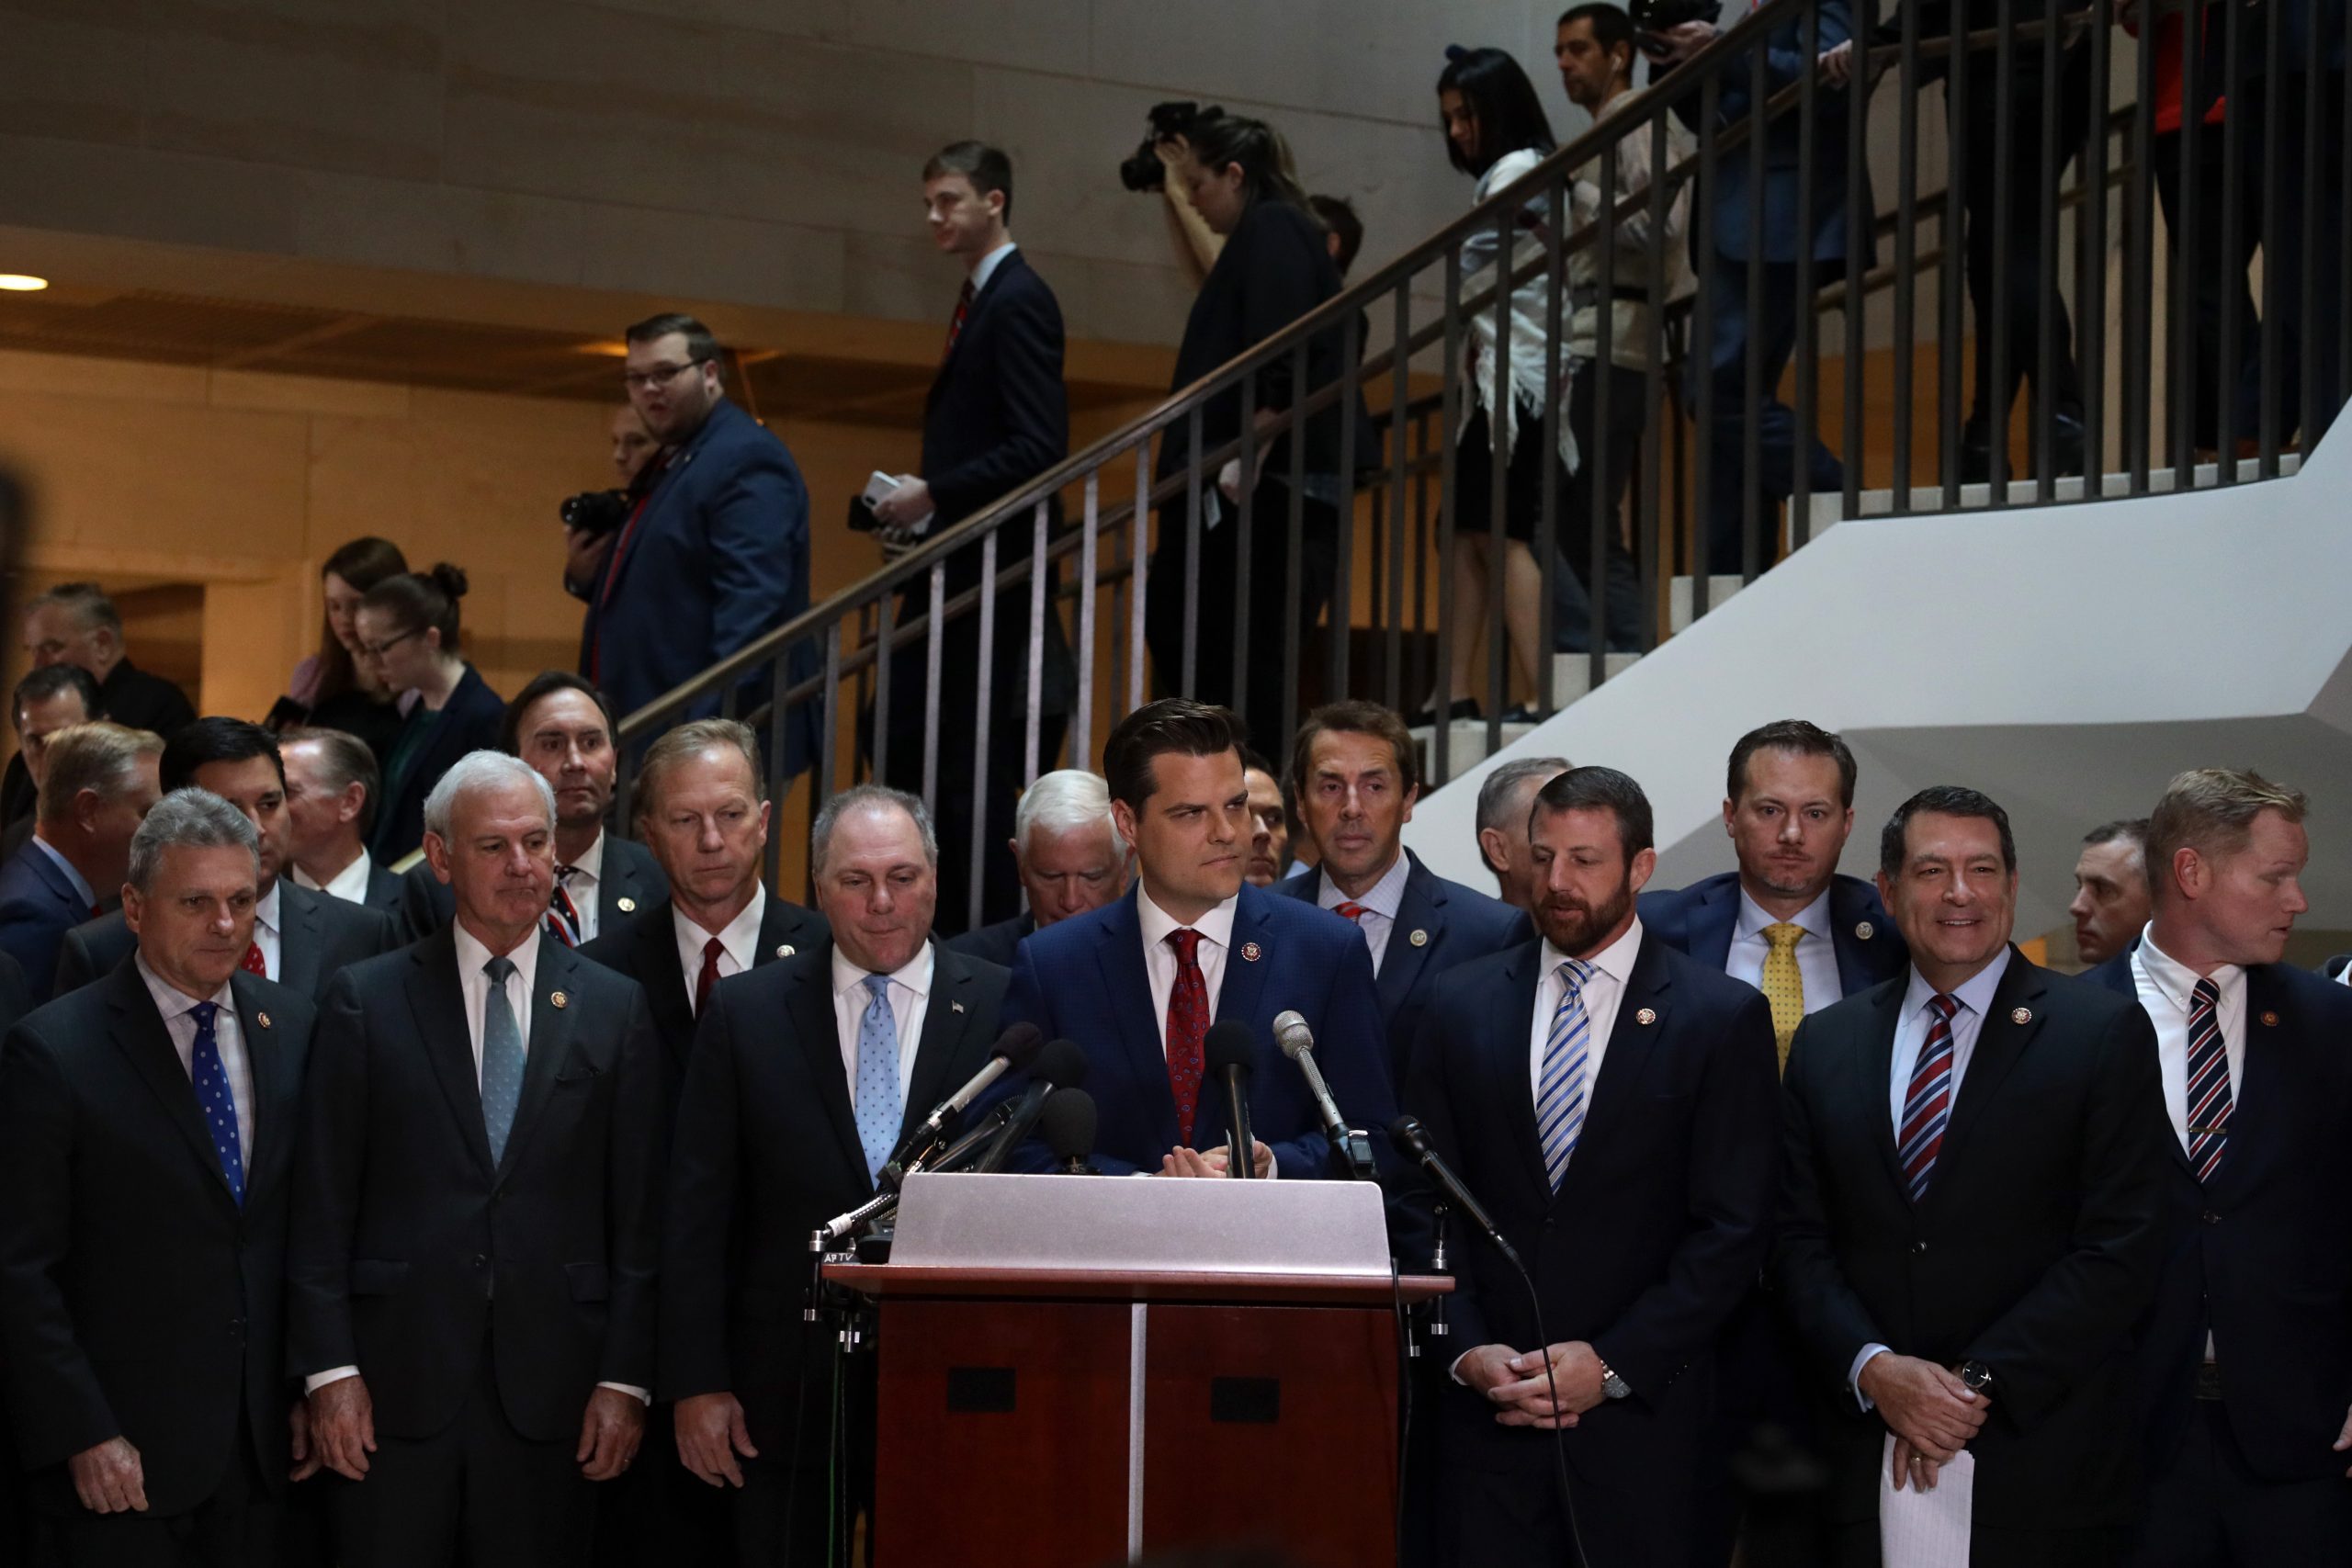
188, 1000, 244, 1206
481, 956, 526, 1166
1536, 958, 1597, 1191
854, 974, 902, 1187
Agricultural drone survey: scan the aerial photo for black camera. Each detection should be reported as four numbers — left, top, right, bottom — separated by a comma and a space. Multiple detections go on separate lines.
1117, 100, 1224, 192
559, 489, 630, 538
1631, 0, 1720, 36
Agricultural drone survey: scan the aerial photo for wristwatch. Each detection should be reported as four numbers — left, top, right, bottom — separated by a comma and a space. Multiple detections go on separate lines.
1958, 1360, 1995, 1393
1598, 1357, 1632, 1401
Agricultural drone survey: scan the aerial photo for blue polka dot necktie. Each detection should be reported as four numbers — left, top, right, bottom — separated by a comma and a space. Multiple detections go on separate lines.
481, 956, 526, 1167
854, 974, 902, 1189
188, 1000, 244, 1206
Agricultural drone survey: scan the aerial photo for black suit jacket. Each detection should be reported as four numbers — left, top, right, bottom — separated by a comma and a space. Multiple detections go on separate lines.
577, 892, 830, 1116
1275, 850, 1532, 1082
660, 940, 1007, 1405
368, 665, 506, 863
53, 880, 397, 1000
96, 658, 195, 741
398, 830, 668, 943
1403, 931, 1781, 1488
288, 928, 663, 1442
0, 964, 314, 1515
1638, 870, 1908, 999
1774, 952, 2175, 1529
944, 911, 1032, 970
2084, 950, 2352, 1483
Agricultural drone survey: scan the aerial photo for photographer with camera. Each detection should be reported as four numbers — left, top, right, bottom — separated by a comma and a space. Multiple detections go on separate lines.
1140, 113, 1369, 752
1646, 0, 1871, 577
560, 405, 659, 602
1121, 101, 1228, 281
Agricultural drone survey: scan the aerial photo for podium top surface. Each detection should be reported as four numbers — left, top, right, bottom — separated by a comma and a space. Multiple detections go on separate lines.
822, 1262, 1453, 1307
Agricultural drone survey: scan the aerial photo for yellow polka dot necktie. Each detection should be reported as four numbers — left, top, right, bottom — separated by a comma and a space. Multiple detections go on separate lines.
1760, 922, 1806, 1075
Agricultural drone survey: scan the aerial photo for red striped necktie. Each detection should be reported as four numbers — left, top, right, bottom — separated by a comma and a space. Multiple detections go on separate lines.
1898, 994, 1960, 1201
943, 278, 976, 361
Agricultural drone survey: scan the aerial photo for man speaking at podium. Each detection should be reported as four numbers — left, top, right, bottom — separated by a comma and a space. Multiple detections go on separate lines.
992, 699, 1393, 1178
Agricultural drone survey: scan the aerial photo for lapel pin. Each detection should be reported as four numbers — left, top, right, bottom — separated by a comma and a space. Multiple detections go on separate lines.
550, 991, 569, 1010
2260, 1010, 2279, 1027
1855, 920, 1874, 941
1240, 942, 1262, 963
2010, 1006, 2031, 1025
775, 943, 795, 959
616, 897, 636, 915
255, 1010, 272, 1030
952, 999, 966, 1014
1408, 929, 1429, 948
1635, 1007, 1657, 1025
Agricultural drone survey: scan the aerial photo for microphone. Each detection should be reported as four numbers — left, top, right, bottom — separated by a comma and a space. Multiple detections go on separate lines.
887, 1021, 1044, 1172
1274, 1010, 1375, 1180
1038, 1088, 1099, 1175
1203, 1021, 1257, 1179
972, 1038, 1090, 1174
1388, 1115, 1521, 1272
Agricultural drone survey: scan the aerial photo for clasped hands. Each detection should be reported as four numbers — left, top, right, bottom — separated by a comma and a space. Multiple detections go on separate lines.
1456, 1340, 1609, 1428
1158, 1139, 1273, 1179
1860, 1353, 1990, 1494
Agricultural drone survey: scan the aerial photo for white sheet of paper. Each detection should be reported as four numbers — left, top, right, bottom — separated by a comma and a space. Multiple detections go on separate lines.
1879, 1432, 1973, 1568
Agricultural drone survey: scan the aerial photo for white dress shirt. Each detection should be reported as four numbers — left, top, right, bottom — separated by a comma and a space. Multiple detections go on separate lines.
2131, 926, 2247, 1152
1317, 852, 1411, 976
830, 942, 934, 1103
294, 849, 374, 906
1136, 886, 1238, 1052
674, 896, 765, 1018
1526, 919, 1644, 1118
1851, 949, 2014, 1403
137, 954, 253, 1159
1726, 886, 1843, 1015
969, 240, 1017, 298
555, 831, 607, 944
250, 881, 284, 982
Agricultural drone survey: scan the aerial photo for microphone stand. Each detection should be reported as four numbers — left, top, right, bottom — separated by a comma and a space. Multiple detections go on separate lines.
1424, 1199, 1452, 1351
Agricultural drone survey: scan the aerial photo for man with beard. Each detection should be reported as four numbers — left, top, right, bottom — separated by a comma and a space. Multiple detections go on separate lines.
1404, 765, 1781, 1564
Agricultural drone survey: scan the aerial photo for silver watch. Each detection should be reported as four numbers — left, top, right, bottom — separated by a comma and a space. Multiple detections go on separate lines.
1599, 1359, 1631, 1400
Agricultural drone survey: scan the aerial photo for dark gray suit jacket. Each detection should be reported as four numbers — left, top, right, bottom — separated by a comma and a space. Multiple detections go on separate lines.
53, 879, 398, 1001
398, 832, 668, 942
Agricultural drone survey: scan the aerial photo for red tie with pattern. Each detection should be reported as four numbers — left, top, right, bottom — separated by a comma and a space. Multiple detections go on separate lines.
242, 939, 266, 978
695, 936, 724, 1016
1898, 994, 1960, 1201
1165, 929, 1209, 1145
943, 278, 976, 361
1334, 901, 1367, 923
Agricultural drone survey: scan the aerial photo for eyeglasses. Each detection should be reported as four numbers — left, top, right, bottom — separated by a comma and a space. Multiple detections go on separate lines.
360, 628, 420, 660
622, 358, 708, 392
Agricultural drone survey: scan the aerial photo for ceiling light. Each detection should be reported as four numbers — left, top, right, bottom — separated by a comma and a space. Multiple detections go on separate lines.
0, 275, 49, 292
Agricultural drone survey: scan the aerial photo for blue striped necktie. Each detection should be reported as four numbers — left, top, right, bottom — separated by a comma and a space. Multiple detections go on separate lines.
2185, 977, 2233, 1183
1899, 994, 1960, 1201
1537, 958, 1598, 1190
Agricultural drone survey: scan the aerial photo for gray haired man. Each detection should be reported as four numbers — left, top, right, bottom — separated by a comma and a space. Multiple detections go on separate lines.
948, 768, 1132, 968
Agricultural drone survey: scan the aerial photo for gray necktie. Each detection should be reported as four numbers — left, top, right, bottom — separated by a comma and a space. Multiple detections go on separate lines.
481, 955, 526, 1165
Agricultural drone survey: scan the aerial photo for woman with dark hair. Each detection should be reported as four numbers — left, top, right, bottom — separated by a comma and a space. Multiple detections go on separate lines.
355, 563, 504, 862
281, 536, 410, 761
1143, 113, 1371, 750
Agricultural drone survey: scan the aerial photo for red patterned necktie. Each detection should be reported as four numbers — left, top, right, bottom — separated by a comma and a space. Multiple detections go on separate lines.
1898, 994, 1960, 1201
545, 871, 582, 948
695, 936, 724, 1016
942, 278, 975, 361
1165, 929, 1209, 1145
242, 939, 266, 978
1334, 901, 1368, 923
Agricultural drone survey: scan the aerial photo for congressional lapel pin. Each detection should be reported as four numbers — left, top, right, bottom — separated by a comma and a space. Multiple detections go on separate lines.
1635, 1008, 1657, 1026
2260, 1010, 2279, 1027
951, 999, 966, 1014
616, 897, 637, 915
1408, 929, 1429, 948
1240, 942, 1262, 963
550, 991, 569, 1010
2010, 1006, 2032, 1025
1855, 920, 1874, 941
775, 943, 795, 959
255, 1010, 272, 1031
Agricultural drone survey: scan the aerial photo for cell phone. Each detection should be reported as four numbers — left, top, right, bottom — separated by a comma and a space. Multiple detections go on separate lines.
1636, 28, 1673, 55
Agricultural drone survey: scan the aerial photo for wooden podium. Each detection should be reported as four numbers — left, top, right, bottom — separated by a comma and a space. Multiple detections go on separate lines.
823, 1173, 1447, 1568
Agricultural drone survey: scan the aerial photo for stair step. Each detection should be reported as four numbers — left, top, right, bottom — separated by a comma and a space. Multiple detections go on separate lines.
1806, 452, 2304, 525
1549, 649, 1643, 699
1669, 575, 1745, 634
1410, 719, 1538, 774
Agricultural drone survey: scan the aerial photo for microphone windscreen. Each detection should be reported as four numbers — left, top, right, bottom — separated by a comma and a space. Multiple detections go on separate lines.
1038, 1088, 1098, 1164
1272, 1009, 1313, 1060
1387, 1114, 1431, 1158
1203, 1020, 1257, 1077
994, 1021, 1045, 1071
1032, 1037, 1090, 1090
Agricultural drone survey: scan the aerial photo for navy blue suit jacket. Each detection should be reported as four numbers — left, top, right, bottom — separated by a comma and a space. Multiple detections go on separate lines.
1273, 850, 1531, 1083
1638, 871, 1908, 999
1676, 2, 1874, 268
991, 883, 1395, 1179
1403, 931, 1781, 1486
2085, 948, 2352, 1483
579, 399, 817, 769
0, 840, 97, 1006
368, 665, 505, 863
